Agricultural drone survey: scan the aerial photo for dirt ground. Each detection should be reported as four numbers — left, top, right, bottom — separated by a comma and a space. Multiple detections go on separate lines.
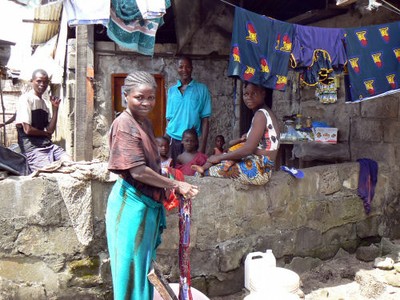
211, 243, 400, 300
301, 253, 400, 300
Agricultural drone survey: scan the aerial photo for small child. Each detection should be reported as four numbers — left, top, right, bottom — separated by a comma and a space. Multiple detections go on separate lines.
210, 135, 227, 155
192, 133, 248, 175
176, 128, 208, 176
156, 136, 173, 174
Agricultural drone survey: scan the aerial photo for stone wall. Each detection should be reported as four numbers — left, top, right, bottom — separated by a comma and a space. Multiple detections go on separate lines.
2, 5, 400, 299
93, 45, 237, 158
1, 162, 398, 298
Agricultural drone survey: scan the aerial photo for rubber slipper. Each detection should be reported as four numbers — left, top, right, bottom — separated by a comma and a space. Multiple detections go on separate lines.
280, 166, 304, 178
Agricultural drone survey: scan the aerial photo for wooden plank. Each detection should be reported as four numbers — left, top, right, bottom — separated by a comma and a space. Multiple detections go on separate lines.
74, 25, 94, 161
147, 261, 178, 300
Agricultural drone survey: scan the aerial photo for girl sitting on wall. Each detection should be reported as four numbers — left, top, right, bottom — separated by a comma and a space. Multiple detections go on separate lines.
192, 81, 280, 185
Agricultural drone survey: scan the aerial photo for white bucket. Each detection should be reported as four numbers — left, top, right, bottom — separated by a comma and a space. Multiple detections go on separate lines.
153, 283, 210, 300
249, 267, 300, 294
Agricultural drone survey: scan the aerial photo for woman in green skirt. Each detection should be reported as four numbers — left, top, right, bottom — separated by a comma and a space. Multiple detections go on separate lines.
106, 71, 199, 300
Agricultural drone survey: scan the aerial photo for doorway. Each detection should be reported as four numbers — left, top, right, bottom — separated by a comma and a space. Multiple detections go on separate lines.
111, 73, 167, 137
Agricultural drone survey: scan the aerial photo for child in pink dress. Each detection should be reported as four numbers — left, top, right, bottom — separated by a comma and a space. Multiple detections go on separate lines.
176, 128, 208, 176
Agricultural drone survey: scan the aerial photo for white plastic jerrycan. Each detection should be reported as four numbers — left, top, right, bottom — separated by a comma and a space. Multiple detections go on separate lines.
244, 249, 276, 290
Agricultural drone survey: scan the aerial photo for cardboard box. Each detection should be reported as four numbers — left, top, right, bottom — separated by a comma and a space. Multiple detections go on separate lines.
313, 127, 338, 144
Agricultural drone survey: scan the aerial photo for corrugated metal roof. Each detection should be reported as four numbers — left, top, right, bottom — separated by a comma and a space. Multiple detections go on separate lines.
30, 1, 62, 45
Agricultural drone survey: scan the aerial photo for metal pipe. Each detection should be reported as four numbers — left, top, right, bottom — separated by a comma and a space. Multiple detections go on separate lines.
0, 71, 6, 146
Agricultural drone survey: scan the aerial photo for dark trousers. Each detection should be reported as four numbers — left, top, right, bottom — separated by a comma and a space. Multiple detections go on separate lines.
169, 138, 183, 167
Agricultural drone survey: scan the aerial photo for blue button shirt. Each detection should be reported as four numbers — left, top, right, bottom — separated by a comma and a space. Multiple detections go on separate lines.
166, 79, 212, 140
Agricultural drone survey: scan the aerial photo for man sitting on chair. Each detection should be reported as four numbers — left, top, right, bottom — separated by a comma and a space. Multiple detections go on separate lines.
15, 69, 71, 172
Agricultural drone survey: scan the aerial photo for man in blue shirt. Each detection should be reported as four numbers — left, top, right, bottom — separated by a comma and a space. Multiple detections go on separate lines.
165, 57, 212, 165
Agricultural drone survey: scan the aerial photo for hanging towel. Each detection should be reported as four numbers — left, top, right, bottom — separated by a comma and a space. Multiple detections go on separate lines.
228, 7, 294, 91
63, 0, 110, 26
136, 0, 167, 19
107, 0, 170, 56
107, 8, 161, 56
344, 21, 400, 102
357, 158, 378, 215
112, 0, 142, 22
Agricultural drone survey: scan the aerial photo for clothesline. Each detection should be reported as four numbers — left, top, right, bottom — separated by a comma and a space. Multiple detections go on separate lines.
227, 6, 400, 103
380, 0, 400, 15
220, 0, 400, 20
219, 0, 235, 8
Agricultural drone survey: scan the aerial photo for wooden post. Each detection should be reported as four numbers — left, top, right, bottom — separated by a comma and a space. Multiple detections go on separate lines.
74, 25, 94, 161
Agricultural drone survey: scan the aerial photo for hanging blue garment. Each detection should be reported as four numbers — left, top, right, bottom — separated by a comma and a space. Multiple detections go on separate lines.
291, 24, 346, 86
357, 158, 378, 215
228, 7, 294, 91
344, 22, 400, 102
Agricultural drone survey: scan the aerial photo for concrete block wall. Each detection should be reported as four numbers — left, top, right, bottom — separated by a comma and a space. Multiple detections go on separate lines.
0, 162, 398, 298
94, 47, 237, 158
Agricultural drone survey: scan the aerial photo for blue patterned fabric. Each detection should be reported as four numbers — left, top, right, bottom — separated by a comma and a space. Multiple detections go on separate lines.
228, 7, 294, 91
344, 22, 400, 102
205, 154, 274, 185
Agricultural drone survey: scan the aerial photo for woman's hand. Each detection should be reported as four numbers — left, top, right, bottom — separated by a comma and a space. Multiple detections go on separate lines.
207, 154, 222, 164
176, 181, 199, 198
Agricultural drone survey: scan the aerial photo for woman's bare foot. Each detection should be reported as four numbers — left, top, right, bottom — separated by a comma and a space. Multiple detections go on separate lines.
223, 160, 235, 172
191, 165, 204, 175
